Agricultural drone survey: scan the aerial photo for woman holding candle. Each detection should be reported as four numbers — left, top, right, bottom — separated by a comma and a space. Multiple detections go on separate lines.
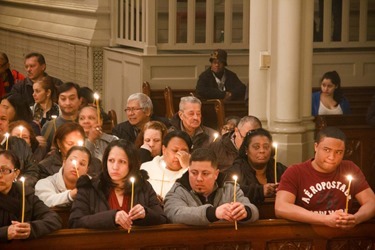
31, 76, 60, 128
0, 150, 62, 242
35, 146, 91, 207
135, 121, 168, 163
225, 128, 287, 205
78, 105, 118, 161
38, 123, 102, 179
9, 120, 48, 163
69, 139, 167, 230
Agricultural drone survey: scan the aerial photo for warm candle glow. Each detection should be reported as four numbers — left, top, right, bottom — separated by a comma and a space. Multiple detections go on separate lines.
345, 175, 353, 213
51, 115, 57, 131
128, 177, 135, 233
93, 92, 100, 101
19, 126, 24, 138
77, 140, 84, 147
20, 177, 26, 223
213, 132, 219, 142
93, 93, 101, 125
5, 132, 9, 150
232, 175, 238, 230
72, 159, 79, 177
273, 142, 278, 184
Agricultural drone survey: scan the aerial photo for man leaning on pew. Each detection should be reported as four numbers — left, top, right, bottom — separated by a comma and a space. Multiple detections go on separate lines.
275, 127, 375, 229
164, 148, 259, 226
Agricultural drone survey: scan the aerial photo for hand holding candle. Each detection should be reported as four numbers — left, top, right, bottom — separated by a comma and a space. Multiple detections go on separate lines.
20, 177, 26, 223
345, 175, 353, 213
232, 175, 238, 230
273, 142, 278, 184
128, 177, 135, 233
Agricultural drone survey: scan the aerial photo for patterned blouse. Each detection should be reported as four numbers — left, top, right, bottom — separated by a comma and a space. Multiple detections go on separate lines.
32, 103, 60, 127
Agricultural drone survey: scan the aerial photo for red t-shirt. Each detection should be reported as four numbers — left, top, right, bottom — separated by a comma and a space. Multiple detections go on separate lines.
278, 159, 369, 214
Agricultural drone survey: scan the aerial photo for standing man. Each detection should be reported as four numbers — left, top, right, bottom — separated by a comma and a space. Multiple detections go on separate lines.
164, 148, 259, 225
112, 93, 170, 143
11, 52, 63, 106
169, 96, 217, 151
210, 115, 262, 172
275, 127, 375, 229
196, 49, 246, 101
41, 82, 82, 148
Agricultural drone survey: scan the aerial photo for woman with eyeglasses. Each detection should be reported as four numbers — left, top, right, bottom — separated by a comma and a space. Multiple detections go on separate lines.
0, 150, 61, 242
35, 146, 91, 207
225, 128, 287, 205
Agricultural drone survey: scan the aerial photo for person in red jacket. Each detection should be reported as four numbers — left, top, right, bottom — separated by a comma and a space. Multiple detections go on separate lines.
0, 52, 25, 97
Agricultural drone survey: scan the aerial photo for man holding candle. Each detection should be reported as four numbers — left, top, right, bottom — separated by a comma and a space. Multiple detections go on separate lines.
275, 127, 375, 229
164, 148, 259, 226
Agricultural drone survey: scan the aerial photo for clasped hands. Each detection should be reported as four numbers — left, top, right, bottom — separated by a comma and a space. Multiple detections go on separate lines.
115, 204, 146, 230
215, 202, 247, 222
326, 210, 357, 229
7, 221, 31, 240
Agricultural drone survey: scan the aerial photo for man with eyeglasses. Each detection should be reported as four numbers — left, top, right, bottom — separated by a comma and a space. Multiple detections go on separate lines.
164, 148, 259, 225
169, 96, 217, 151
112, 93, 170, 143
0, 106, 39, 187
209, 115, 262, 172
11, 52, 63, 106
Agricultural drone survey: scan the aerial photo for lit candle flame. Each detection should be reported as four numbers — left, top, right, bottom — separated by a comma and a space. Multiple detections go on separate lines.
128, 176, 135, 233
5, 132, 9, 150
345, 175, 353, 213
19, 126, 24, 138
93, 92, 100, 100
51, 115, 57, 119
72, 159, 79, 177
213, 132, 219, 142
77, 140, 84, 146
232, 175, 238, 230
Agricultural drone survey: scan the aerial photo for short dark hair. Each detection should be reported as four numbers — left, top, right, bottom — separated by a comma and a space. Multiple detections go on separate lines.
0, 150, 21, 170
190, 148, 218, 169
315, 126, 346, 144
58, 82, 81, 99
25, 52, 46, 65
238, 128, 273, 158
163, 130, 192, 152
66, 146, 92, 167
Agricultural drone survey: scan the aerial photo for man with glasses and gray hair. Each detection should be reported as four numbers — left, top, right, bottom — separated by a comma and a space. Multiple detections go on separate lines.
112, 93, 170, 143
209, 115, 262, 172
169, 96, 217, 151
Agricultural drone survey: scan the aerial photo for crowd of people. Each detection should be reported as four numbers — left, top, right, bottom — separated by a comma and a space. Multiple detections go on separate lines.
0, 51, 374, 243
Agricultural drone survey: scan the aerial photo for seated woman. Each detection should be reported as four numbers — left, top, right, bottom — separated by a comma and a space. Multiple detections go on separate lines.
312, 71, 351, 116
31, 76, 60, 128
9, 120, 48, 163
78, 105, 118, 161
38, 122, 102, 179
1, 93, 41, 135
140, 130, 192, 199
135, 121, 168, 163
35, 146, 91, 207
69, 139, 167, 230
225, 128, 287, 205
0, 150, 61, 242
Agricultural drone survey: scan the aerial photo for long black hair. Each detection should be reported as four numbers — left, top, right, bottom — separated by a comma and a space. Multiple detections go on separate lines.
320, 71, 344, 104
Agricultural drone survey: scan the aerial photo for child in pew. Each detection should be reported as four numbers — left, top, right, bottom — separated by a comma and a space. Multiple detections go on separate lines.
35, 146, 91, 207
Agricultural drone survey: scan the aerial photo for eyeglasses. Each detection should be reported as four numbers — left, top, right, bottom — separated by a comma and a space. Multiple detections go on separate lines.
124, 107, 143, 113
0, 168, 17, 176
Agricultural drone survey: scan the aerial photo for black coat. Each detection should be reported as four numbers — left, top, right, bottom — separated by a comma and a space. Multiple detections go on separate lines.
209, 132, 238, 172
0, 182, 62, 242
196, 68, 246, 100
69, 170, 167, 229
225, 157, 287, 205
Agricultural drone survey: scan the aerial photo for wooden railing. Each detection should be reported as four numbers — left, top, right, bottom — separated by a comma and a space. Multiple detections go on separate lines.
5, 219, 375, 250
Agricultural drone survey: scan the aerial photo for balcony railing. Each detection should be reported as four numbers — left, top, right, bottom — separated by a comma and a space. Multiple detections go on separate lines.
112, 0, 375, 54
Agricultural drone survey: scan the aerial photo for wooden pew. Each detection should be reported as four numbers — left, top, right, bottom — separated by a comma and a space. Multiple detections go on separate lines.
101, 109, 117, 134
315, 114, 375, 191
5, 219, 375, 249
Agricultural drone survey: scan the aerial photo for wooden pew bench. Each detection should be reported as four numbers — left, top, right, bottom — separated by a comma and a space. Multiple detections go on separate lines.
5, 219, 375, 250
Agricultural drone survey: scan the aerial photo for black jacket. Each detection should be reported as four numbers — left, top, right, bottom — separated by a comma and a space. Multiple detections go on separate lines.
0, 182, 62, 242
225, 157, 287, 205
69, 170, 167, 229
209, 132, 238, 172
196, 68, 246, 100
